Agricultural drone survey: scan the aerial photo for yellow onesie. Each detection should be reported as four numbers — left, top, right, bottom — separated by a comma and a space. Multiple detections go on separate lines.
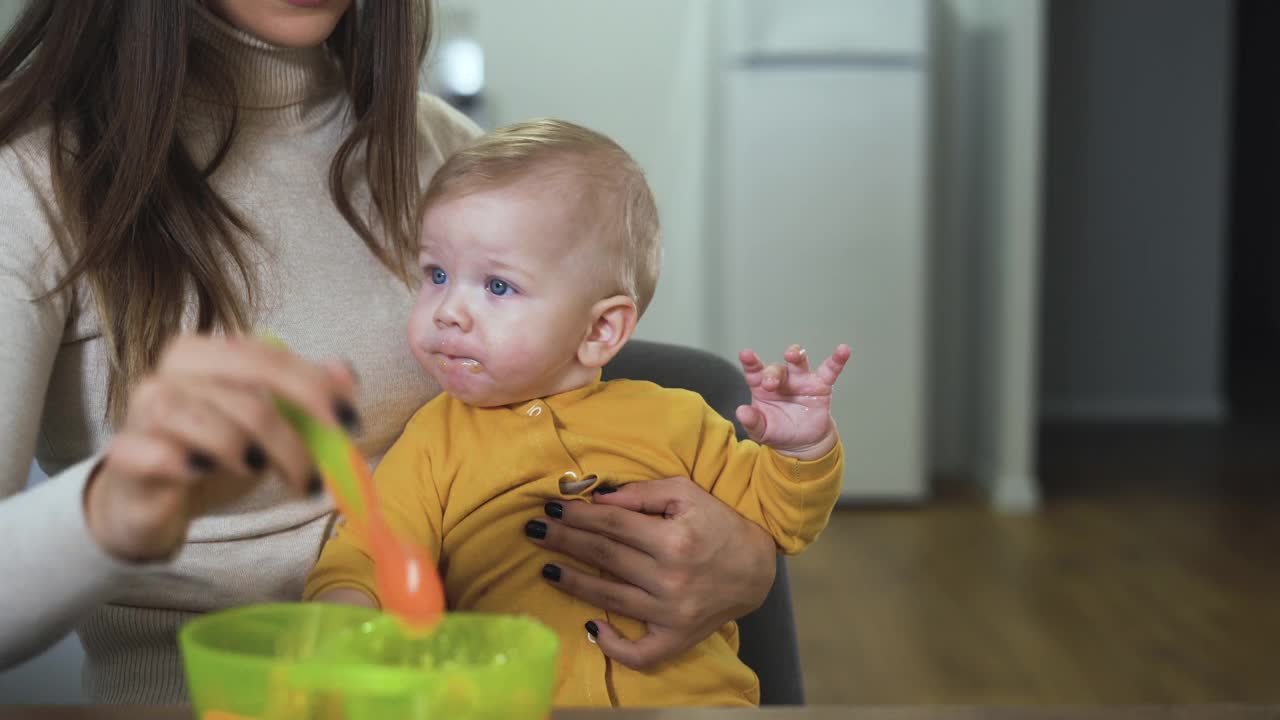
304, 374, 842, 707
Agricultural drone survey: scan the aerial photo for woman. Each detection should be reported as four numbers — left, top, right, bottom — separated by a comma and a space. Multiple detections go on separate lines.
0, 0, 777, 704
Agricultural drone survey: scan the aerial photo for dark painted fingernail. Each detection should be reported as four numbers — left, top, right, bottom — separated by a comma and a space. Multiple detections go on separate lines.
544, 501, 563, 519
308, 472, 325, 496
524, 520, 547, 540
585, 621, 599, 638
188, 451, 215, 473
593, 485, 617, 495
542, 563, 561, 582
335, 400, 361, 433
244, 443, 267, 472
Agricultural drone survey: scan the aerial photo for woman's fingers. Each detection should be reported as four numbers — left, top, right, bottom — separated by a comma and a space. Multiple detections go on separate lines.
104, 431, 198, 491
587, 478, 688, 521
322, 357, 360, 398
85, 333, 358, 563
527, 516, 662, 595
540, 563, 663, 623
197, 379, 318, 495
546, 500, 667, 553
127, 376, 243, 474
535, 476, 780, 669
585, 621, 696, 671
89, 432, 198, 561
158, 335, 358, 431
130, 375, 316, 496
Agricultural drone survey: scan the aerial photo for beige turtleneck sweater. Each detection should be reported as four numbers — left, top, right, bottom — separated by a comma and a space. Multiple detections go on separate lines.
0, 9, 478, 703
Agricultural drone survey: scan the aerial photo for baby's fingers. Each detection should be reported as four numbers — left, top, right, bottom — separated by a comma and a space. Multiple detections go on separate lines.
784, 344, 811, 374
735, 405, 768, 443
741, 348, 798, 392
817, 344, 853, 387
738, 349, 765, 386
761, 362, 788, 392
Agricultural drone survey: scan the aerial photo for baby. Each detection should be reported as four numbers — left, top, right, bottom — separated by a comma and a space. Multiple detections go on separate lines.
305, 119, 849, 707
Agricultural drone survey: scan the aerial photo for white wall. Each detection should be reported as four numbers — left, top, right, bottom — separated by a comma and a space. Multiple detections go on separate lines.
714, 0, 932, 501
1039, 0, 1231, 422
930, 0, 1044, 508
0, 1, 19, 28
929, 0, 987, 481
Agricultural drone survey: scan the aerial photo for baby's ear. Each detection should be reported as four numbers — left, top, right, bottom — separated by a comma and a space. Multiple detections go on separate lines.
577, 295, 637, 369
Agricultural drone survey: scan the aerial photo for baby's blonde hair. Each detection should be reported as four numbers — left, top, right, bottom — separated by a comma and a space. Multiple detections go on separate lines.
420, 118, 662, 316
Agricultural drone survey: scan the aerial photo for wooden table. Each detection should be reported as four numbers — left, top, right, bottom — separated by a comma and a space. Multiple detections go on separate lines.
1, 706, 1276, 719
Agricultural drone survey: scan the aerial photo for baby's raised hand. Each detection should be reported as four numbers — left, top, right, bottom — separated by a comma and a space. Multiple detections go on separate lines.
736, 344, 851, 461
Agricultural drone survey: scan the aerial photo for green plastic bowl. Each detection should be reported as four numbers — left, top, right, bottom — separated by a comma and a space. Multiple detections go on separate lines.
179, 603, 558, 720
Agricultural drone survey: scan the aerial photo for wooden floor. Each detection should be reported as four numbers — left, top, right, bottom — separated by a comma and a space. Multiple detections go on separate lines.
789, 423, 1280, 704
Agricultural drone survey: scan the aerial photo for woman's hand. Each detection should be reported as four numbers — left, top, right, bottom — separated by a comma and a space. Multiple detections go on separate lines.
84, 335, 357, 563
528, 476, 776, 669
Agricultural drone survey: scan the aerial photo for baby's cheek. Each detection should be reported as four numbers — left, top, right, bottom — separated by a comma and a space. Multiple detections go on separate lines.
494, 337, 549, 383
496, 338, 536, 369
406, 306, 434, 353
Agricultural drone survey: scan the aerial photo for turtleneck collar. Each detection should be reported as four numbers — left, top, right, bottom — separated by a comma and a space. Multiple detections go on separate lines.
189, 3, 344, 124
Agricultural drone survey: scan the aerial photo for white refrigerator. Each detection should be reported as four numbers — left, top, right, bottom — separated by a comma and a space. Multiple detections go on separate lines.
713, 0, 931, 502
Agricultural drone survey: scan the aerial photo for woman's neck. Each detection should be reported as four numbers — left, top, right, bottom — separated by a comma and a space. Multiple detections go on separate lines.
188, 4, 342, 122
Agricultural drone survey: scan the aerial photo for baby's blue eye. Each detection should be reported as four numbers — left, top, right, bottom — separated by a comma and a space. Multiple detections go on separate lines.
430, 268, 447, 285
487, 278, 512, 296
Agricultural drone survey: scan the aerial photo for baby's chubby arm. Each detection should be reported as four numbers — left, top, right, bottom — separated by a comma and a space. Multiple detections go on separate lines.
687, 343, 849, 554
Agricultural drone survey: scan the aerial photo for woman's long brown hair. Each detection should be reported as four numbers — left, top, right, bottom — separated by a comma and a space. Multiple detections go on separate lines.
0, 0, 430, 421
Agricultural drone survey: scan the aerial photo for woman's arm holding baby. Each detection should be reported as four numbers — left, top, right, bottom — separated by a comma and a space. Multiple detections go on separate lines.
528, 478, 778, 669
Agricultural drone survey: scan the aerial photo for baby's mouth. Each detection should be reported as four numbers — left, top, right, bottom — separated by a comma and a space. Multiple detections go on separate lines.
437, 354, 483, 374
